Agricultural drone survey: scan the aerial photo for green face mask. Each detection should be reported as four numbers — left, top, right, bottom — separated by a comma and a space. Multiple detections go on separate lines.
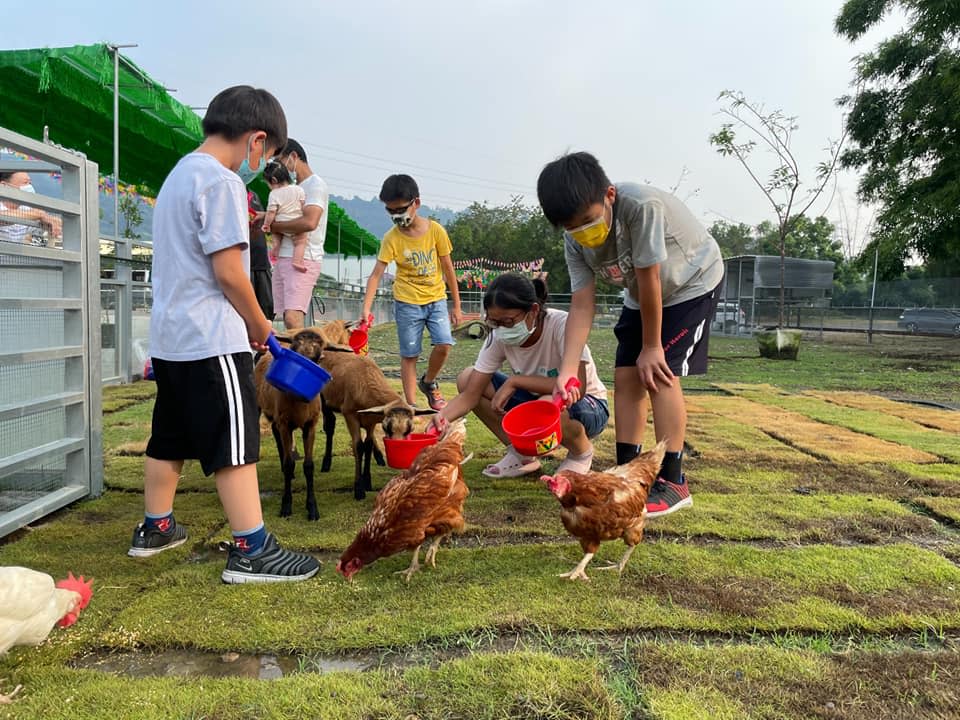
568, 203, 611, 249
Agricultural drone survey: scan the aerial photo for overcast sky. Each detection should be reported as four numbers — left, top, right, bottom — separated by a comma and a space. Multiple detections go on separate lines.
5, 0, 903, 253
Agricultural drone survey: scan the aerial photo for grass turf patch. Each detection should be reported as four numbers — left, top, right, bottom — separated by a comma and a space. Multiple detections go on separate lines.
803, 390, 960, 434
717, 384, 960, 463
692, 394, 939, 464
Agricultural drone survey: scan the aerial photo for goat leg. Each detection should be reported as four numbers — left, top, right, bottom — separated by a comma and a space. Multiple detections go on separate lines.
372, 440, 386, 467
361, 434, 374, 492
320, 402, 336, 473
302, 420, 319, 521
271, 422, 295, 518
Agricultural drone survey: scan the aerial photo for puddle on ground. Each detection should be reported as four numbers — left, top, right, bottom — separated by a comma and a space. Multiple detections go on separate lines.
73, 649, 368, 680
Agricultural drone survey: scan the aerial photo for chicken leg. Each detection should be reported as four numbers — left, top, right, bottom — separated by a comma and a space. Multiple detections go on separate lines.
423, 535, 444, 568
594, 544, 637, 575
0, 684, 22, 704
559, 552, 595, 581
395, 544, 422, 582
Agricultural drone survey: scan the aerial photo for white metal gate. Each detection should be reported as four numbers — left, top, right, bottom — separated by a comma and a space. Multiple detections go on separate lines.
0, 127, 102, 537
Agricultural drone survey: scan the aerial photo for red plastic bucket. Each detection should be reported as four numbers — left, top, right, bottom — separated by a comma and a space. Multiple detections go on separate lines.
383, 426, 439, 469
349, 314, 374, 356
501, 378, 580, 456
264, 334, 331, 402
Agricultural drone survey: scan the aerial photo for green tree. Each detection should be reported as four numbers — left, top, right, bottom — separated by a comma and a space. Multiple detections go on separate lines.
708, 220, 755, 257
836, 0, 960, 277
118, 192, 143, 241
710, 90, 845, 327
445, 198, 571, 292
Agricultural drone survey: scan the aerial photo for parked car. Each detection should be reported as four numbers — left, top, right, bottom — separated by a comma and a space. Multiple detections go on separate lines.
897, 308, 960, 336
712, 301, 747, 333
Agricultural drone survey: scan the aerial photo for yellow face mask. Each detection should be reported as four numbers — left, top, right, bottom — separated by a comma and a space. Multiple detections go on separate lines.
568, 205, 611, 249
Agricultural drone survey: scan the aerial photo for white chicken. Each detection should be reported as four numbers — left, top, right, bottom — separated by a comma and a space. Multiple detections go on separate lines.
0, 567, 93, 656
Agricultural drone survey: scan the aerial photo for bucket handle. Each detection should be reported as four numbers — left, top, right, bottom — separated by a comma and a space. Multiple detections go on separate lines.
551, 377, 581, 408
357, 314, 374, 332
266, 333, 284, 358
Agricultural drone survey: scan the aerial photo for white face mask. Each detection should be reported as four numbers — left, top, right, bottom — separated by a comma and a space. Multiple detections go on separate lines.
495, 314, 535, 346
21, 183, 35, 193
390, 209, 414, 228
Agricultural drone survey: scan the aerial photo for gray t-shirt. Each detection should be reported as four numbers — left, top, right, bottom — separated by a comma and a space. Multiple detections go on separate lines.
149, 152, 252, 361
565, 182, 724, 309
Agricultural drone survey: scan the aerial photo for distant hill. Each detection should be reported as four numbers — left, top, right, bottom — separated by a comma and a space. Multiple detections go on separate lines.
331, 194, 459, 239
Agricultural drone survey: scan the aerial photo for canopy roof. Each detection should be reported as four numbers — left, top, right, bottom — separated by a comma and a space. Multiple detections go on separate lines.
0, 43, 379, 257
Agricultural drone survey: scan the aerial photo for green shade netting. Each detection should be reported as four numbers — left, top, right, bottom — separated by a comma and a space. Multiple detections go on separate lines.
0, 43, 379, 257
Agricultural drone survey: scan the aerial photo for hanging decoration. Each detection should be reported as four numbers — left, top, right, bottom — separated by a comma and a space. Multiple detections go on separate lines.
2, 147, 157, 207
453, 257, 545, 290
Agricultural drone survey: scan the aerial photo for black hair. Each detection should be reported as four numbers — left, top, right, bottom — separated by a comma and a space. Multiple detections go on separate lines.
263, 161, 292, 185
379, 174, 420, 203
202, 86, 287, 153
536, 151, 611, 227
483, 273, 549, 313
0, 172, 13, 182
280, 138, 308, 164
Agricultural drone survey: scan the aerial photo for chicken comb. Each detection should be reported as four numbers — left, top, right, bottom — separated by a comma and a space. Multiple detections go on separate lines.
55, 572, 94, 609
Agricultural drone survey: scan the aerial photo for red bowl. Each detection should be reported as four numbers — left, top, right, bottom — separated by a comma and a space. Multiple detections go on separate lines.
501, 400, 562, 456
383, 433, 438, 469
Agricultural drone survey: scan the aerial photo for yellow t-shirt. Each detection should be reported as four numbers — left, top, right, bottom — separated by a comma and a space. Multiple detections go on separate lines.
377, 219, 452, 305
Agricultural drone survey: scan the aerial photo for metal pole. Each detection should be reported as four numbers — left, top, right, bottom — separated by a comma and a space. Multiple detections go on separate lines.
337, 218, 342, 285
108, 43, 137, 382
867, 242, 879, 344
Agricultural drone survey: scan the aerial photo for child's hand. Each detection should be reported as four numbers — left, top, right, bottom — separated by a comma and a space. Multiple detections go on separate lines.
635, 347, 674, 392
553, 374, 581, 408
428, 414, 448, 434
261, 223, 271, 233
450, 305, 463, 326
491, 378, 516, 414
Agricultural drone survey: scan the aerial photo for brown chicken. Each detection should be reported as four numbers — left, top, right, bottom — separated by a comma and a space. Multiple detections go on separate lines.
336, 419, 469, 582
541, 440, 666, 581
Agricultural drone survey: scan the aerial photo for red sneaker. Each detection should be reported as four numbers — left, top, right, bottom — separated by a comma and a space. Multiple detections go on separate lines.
646, 478, 693, 518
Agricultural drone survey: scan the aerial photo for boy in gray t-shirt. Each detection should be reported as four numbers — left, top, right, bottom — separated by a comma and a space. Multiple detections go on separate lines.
537, 151, 724, 518
129, 85, 318, 584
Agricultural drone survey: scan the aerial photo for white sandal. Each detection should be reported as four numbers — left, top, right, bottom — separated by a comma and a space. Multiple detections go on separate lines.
482, 447, 541, 478
557, 449, 594, 475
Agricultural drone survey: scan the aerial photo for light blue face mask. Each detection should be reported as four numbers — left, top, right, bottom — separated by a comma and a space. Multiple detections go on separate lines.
495, 313, 535, 346
237, 134, 267, 185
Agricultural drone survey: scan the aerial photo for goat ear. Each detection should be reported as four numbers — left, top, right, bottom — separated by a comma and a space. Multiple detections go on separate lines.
411, 407, 438, 416
357, 405, 387, 415
326, 344, 354, 354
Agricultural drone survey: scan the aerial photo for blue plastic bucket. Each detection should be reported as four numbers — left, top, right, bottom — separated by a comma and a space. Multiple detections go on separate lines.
265, 334, 331, 402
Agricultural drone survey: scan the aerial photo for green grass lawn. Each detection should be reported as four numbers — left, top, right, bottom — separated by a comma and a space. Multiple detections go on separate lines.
1, 327, 958, 719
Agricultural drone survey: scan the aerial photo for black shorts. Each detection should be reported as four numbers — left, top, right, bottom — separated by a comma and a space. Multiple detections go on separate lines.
146, 353, 261, 475
614, 284, 721, 376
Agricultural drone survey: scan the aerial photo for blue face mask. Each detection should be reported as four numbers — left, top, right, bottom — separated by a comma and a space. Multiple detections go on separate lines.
237, 134, 267, 185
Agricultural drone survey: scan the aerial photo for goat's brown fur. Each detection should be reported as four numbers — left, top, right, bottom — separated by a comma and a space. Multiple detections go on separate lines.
254, 329, 328, 519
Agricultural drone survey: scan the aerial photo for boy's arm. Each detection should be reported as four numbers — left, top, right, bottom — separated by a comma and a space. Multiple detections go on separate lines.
211, 245, 273, 348
270, 204, 322, 235
633, 264, 673, 391
438, 253, 462, 325
360, 259, 389, 323
555, 283, 596, 404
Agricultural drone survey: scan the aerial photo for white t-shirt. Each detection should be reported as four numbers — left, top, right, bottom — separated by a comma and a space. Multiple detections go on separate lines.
277, 173, 328, 262
473, 308, 607, 400
148, 152, 251, 361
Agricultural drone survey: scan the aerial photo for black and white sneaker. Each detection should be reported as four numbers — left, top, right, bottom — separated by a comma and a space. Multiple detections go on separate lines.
128, 520, 188, 557
221, 533, 320, 584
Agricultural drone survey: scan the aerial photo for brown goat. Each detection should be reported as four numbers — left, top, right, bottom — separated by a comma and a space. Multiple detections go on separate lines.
254, 329, 327, 520
318, 348, 434, 500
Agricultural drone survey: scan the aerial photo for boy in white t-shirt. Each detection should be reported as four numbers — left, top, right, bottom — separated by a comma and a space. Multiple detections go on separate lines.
128, 85, 319, 585
262, 162, 308, 272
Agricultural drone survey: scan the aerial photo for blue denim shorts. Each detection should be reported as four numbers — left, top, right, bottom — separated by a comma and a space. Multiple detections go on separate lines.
395, 299, 455, 358
491, 371, 609, 439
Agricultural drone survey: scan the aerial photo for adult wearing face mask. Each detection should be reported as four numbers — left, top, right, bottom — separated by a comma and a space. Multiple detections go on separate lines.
537, 151, 724, 519
0, 171, 63, 245
429, 272, 608, 477
267, 139, 327, 330
360, 174, 462, 410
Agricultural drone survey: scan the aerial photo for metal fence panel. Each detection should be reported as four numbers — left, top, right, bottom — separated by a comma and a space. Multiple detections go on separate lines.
0, 127, 101, 538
